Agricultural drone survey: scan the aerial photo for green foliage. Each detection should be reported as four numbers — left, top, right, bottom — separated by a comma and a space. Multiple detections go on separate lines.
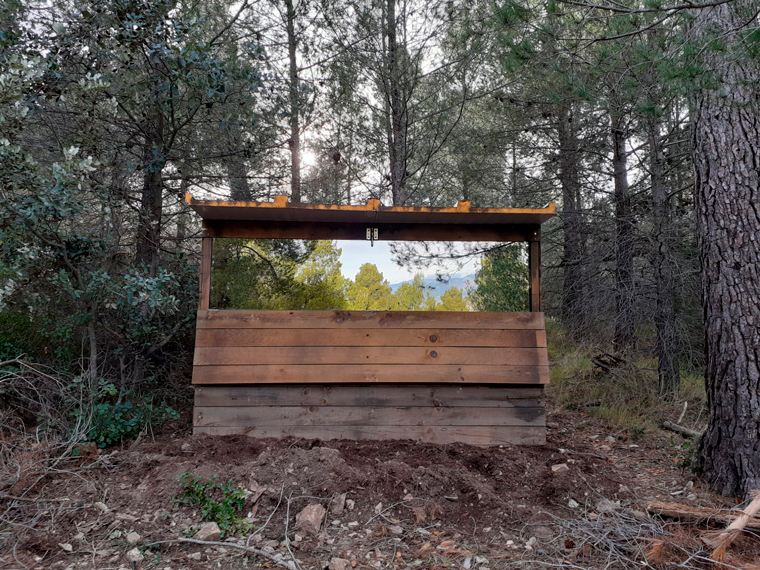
176, 474, 249, 536
670, 436, 694, 468
211, 239, 348, 310
394, 274, 426, 310
346, 263, 395, 310
470, 245, 528, 312
436, 287, 469, 311
68, 378, 179, 448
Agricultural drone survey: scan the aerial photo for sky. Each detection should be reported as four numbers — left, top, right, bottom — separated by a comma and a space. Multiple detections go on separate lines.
336, 240, 482, 284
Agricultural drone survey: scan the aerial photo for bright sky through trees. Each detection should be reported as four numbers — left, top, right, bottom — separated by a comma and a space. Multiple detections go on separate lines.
336, 241, 481, 283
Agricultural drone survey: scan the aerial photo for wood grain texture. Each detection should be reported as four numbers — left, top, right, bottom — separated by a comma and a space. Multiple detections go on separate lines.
201, 220, 539, 242
191, 364, 550, 385
192, 424, 546, 446
195, 328, 547, 348
194, 406, 545, 427
196, 310, 545, 330
529, 240, 541, 312
193, 346, 547, 366
193, 384, 544, 408
198, 237, 212, 311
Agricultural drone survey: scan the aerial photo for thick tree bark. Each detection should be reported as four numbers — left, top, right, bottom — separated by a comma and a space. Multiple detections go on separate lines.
693, 0, 760, 497
135, 118, 164, 275
226, 152, 252, 202
611, 114, 635, 351
135, 63, 165, 274
284, 0, 301, 202
386, 0, 407, 205
648, 116, 680, 397
557, 104, 586, 336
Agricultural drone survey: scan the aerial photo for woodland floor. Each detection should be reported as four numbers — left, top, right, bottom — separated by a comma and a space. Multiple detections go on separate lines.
3, 403, 760, 570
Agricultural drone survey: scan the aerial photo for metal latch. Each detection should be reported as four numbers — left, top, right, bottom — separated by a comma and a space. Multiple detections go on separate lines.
366, 227, 378, 246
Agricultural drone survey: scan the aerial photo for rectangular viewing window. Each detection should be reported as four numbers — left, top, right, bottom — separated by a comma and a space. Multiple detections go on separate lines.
208, 240, 530, 312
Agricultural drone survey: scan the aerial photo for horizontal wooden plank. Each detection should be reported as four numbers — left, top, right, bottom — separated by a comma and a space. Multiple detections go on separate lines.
195, 328, 547, 348
193, 346, 547, 366
196, 310, 545, 330
193, 425, 546, 446
191, 364, 550, 385
201, 220, 539, 242
194, 384, 544, 408
194, 406, 544, 427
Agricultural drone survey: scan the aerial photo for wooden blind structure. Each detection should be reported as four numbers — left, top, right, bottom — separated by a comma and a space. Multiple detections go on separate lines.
187, 194, 555, 445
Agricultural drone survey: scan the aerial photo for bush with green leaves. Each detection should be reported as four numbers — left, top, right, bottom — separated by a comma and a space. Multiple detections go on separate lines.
176, 474, 250, 535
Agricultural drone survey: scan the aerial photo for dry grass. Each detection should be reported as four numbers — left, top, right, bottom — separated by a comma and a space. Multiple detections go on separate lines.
545, 318, 707, 437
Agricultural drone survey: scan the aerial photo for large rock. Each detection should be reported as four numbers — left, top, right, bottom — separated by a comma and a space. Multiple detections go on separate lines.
296, 504, 326, 536
194, 521, 222, 542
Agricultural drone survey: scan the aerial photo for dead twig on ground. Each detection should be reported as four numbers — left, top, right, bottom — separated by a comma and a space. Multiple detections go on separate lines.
645, 500, 760, 530
146, 537, 297, 570
662, 421, 701, 438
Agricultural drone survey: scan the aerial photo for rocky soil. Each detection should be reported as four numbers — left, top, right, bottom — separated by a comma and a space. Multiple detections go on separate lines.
3, 409, 759, 570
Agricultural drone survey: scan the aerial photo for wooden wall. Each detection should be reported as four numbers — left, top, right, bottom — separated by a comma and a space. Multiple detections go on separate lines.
191, 309, 549, 445
194, 384, 545, 445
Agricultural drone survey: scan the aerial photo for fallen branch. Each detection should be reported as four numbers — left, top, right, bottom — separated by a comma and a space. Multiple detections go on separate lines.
662, 421, 701, 438
645, 501, 760, 530
701, 491, 760, 561
146, 537, 297, 570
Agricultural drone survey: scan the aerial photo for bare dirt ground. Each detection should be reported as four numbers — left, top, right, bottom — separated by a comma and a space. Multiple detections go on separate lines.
3, 407, 759, 570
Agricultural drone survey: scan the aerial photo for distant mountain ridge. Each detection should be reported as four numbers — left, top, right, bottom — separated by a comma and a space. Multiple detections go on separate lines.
390, 274, 476, 298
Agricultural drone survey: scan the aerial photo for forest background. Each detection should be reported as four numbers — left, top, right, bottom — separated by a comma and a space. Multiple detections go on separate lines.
0, 0, 757, 496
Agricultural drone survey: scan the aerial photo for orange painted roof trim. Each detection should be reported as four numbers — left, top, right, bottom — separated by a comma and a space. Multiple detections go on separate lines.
185, 194, 556, 226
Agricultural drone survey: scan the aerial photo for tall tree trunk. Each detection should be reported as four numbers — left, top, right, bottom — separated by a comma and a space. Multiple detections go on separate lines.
135, 115, 164, 275
648, 116, 680, 396
693, 0, 760, 497
284, 0, 301, 202
386, 0, 407, 205
611, 114, 635, 351
226, 147, 252, 201
135, 65, 165, 275
557, 104, 586, 336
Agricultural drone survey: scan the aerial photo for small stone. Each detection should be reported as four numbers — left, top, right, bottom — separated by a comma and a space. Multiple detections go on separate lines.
187, 552, 202, 560
606, 436, 616, 442
388, 525, 404, 535
599, 445, 611, 451
73, 532, 85, 541
59, 543, 73, 552
126, 548, 143, 563
589, 435, 599, 440
194, 521, 222, 542
374, 502, 383, 514
526, 537, 538, 548
296, 504, 326, 535
403, 494, 413, 501
126, 532, 141, 544
474, 556, 489, 564
330, 493, 347, 515
94, 502, 109, 513
181, 442, 192, 451
568, 499, 580, 508
345, 499, 355, 511
347, 521, 360, 528
329, 557, 350, 570
332, 519, 342, 526
294, 533, 303, 542
551, 463, 569, 473
687, 493, 698, 501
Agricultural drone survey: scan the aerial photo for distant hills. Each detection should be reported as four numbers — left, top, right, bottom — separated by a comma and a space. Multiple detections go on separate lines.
390, 274, 476, 298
